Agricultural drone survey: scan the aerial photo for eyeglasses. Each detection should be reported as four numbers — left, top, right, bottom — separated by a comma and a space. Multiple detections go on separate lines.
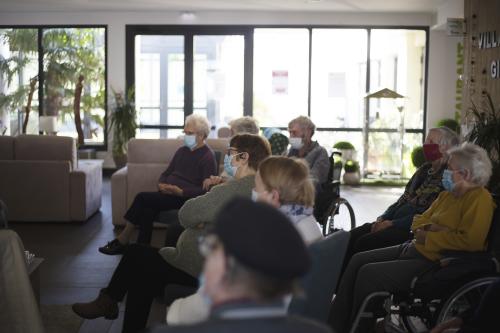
198, 234, 221, 257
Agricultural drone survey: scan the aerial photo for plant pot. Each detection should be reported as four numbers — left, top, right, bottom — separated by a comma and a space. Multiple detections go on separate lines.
343, 171, 361, 185
338, 149, 356, 163
113, 154, 128, 169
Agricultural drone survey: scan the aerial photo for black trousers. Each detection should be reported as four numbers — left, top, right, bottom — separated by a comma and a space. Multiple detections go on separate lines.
124, 191, 188, 244
341, 223, 411, 274
105, 244, 198, 333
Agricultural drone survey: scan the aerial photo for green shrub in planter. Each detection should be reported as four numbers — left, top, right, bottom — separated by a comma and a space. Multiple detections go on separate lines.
411, 146, 426, 168
437, 118, 460, 134
344, 160, 359, 173
333, 141, 355, 150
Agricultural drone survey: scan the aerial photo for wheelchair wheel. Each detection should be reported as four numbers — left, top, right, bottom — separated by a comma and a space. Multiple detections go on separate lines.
436, 276, 498, 324
323, 197, 355, 235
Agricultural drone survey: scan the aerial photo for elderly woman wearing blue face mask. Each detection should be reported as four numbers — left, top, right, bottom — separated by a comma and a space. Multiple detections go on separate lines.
328, 143, 496, 333
73, 134, 271, 333
99, 114, 217, 255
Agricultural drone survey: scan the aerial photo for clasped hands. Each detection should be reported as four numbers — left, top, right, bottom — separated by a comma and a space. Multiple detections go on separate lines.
158, 183, 183, 196
202, 175, 224, 191
414, 224, 450, 244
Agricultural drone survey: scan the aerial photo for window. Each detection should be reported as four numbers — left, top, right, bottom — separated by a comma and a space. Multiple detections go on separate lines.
126, 25, 427, 177
0, 26, 107, 148
253, 28, 309, 127
0, 28, 39, 135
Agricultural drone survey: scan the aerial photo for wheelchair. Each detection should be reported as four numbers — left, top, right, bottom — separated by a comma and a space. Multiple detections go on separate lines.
314, 151, 356, 236
349, 195, 500, 333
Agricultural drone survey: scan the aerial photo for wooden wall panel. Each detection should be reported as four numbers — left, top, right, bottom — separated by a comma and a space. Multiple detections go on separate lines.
463, 0, 500, 120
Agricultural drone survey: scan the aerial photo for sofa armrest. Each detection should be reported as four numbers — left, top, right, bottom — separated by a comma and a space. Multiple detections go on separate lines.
70, 160, 102, 221
111, 166, 128, 226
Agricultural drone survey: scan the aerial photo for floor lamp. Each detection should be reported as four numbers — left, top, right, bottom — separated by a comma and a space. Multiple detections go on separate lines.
365, 88, 406, 178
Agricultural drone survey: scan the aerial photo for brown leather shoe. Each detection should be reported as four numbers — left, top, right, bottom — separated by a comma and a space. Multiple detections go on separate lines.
72, 289, 119, 320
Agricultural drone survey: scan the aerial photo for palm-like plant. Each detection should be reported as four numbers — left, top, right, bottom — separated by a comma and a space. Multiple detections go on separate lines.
110, 87, 137, 168
466, 91, 500, 193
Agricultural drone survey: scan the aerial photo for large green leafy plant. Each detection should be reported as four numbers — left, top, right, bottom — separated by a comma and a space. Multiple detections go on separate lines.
466, 92, 500, 194
110, 87, 137, 168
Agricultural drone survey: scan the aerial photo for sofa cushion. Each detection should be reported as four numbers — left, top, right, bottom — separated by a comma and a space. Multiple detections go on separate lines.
128, 139, 183, 164
14, 135, 77, 168
0, 136, 15, 160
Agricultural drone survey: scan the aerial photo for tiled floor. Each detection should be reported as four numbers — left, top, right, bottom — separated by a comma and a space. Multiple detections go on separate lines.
9, 178, 403, 333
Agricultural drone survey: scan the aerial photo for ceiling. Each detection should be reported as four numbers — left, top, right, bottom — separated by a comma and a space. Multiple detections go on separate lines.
0, 0, 449, 13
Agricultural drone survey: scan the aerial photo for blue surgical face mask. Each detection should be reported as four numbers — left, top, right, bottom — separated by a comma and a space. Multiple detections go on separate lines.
198, 273, 213, 307
224, 153, 239, 177
184, 135, 197, 150
251, 189, 259, 202
442, 169, 456, 192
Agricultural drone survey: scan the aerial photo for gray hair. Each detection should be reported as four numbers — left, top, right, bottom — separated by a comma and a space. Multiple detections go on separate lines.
185, 114, 210, 138
448, 143, 492, 187
288, 116, 316, 135
429, 127, 460, 148
229, 116, 259, 135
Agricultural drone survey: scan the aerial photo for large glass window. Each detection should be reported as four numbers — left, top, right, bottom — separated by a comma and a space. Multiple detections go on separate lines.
311, 29, 367, 129
0, 28, 39, 136
253, 28, 309, 127
0, 26, 107, 147
135, 35, 184, 138
193, 35, 244, 128
127, 25, 427, 177
43, 27, 106, 145
367, 29, 426, 176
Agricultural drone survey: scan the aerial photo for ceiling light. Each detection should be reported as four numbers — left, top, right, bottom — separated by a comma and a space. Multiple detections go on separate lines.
180, 11, 196, 20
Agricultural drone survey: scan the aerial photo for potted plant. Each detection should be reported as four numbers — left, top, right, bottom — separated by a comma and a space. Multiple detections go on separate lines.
110, 87, 137, 169
411, 146, 426, 168
465, 91, 500, 194
333, 141, 356, 162
343, 160, 360, 185
437, 118, 460, 134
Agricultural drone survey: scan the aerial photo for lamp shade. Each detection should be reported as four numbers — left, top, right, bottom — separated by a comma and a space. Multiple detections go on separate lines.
365, 88, 404, 99
39, 116, 58, 133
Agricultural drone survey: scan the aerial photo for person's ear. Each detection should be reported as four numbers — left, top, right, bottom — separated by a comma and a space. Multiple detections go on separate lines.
270, 189, 281, 204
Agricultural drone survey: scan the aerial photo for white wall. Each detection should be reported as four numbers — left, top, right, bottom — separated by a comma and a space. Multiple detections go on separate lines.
0, 10, 458, 167
427, 30, 462, 130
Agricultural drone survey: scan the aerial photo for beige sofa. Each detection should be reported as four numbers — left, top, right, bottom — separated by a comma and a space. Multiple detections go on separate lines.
111, 138, 229, 226
0, 135, 102, 222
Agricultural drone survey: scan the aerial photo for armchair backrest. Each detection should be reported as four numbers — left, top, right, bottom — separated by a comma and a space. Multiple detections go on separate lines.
288, 230, 350, 323
14, 135, 77, 169
0, 136, 15, 160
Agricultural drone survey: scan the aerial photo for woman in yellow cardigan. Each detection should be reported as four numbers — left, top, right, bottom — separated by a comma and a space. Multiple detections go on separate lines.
328, 143, 495, 333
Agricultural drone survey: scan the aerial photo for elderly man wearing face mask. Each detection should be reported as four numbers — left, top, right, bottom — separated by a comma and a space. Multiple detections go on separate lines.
287, 116, 330, 189
341, 127, 460, 271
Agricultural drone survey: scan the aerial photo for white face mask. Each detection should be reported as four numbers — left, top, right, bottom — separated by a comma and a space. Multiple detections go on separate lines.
251, 189, 259, 202
289, 137, 304, 150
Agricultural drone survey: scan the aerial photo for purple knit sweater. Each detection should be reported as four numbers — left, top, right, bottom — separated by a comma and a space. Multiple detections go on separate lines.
158, 145, 217, 198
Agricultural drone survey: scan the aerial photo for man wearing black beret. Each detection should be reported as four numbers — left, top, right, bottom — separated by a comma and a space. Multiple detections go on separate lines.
146, 197, 332, 333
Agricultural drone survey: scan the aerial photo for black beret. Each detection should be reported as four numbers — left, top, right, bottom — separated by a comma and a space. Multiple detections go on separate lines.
214, 197, 311, 279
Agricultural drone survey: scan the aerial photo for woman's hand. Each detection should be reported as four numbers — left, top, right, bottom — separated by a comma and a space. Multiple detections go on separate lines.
158, 183, 183, 196
415, 228, 427, 244
430, 317, 463, 333
371, 220, 393, 233
202, 176, 224, 190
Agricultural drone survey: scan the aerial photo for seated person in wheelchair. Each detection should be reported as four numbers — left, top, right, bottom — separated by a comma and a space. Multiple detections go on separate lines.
287, 116, 330, 190
430, 277, 500, 333
328, 143, 496, 333
343, 127, 460, 268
